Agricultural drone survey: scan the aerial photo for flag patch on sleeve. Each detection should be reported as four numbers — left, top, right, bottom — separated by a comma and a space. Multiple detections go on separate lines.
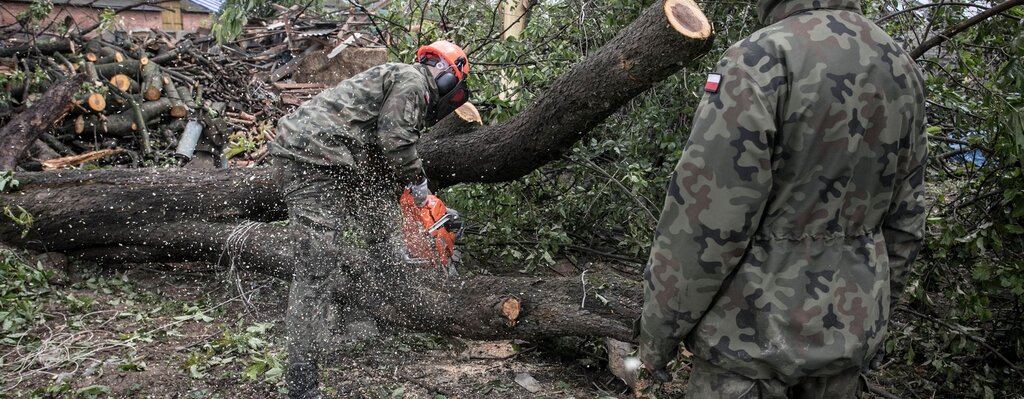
704, 73, 721, 93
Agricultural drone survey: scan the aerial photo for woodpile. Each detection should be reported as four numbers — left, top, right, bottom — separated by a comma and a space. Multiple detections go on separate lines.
0, 4, 388, 171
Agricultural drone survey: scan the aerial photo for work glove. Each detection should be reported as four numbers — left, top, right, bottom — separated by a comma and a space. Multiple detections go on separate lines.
444, 207, 464, 240
410, 178, 431, 207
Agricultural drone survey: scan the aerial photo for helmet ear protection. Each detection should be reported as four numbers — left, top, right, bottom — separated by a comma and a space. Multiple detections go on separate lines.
419, 55, 462, 95
427, 78, 470, 125
435, 72, 458, 95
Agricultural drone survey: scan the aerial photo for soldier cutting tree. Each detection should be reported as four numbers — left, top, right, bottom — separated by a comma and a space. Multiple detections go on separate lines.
268, 40, 471, 399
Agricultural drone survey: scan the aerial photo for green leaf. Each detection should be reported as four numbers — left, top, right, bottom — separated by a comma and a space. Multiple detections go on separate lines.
75, 385, 110, 399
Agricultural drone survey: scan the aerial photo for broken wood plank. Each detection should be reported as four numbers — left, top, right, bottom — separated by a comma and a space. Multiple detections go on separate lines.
42, 149, 123, 170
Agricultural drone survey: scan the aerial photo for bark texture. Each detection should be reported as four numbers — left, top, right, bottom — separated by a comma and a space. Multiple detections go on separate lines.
0, 74, 86, 170
421, 0, 712, 187
0, 171, 640, 339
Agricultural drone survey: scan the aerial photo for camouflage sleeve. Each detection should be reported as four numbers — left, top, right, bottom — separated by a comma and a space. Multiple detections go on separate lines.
882, 132, 927, 310
638, 58, 777, 370
378, 80, 428, 184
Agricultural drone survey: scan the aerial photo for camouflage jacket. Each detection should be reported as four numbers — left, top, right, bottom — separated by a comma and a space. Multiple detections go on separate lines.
638, 0, 927, 381
269, 63, 438, 184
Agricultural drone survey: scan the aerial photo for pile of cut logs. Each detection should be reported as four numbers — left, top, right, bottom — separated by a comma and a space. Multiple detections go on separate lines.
0, 3, 388, 171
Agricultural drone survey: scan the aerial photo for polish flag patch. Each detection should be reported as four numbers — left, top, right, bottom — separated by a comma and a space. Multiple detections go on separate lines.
704, 73, 722, 93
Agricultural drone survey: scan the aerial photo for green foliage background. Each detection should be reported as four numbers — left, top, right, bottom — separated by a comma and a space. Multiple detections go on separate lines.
213, 0, 1024, 396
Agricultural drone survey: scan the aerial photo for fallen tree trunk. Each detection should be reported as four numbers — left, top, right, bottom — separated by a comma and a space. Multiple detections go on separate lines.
0, 0, 710, 339
0, 169, 639, 339
0, 74, 86, 170
421, 0, 712, 187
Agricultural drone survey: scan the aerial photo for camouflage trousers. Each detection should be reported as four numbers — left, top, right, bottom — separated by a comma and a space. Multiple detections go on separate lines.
686, 358, 864, 399
272, 159, 405, 367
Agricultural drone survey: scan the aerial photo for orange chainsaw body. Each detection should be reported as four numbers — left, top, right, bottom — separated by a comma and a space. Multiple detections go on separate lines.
399, 189, 457, 268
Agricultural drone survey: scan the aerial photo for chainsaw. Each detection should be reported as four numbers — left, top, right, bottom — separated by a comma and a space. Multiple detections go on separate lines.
399, 188, 463, 275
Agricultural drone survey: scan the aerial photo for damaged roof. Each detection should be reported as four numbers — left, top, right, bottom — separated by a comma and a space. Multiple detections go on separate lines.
3, 0, 220, 13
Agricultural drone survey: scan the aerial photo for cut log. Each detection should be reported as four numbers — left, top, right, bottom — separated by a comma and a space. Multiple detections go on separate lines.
83, 62, 100, 83
63, 115, 86, 135
0, 74, 86, 170
78, 98, 173, 137
0, 40, 72, 57
141, 62, 163, 101
454, 102, 483, 125
109, 74, 140, 93
97, 51, 127, 65
162, 75, 188, 118
85, 92, 106, 112
94, 58, 143, 80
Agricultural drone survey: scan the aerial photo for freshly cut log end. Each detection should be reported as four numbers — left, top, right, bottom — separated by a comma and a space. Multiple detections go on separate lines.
455, 102, 483, 125
86, 93, 106, 112
113, 52, 125, 63
140, 56, 150, 66
144, 86, 162, 102
169, 105, 189, 119
142, 62, 163, 101
85, 52, 99, 62
73, 115, 85, 135
664, 0, 712, 39
110, 74, 133, 92
501, 297, 521, 327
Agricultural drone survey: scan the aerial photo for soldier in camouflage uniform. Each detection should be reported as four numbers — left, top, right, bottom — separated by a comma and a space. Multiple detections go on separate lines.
269, 41, 471, 399
637, 0, 927, 397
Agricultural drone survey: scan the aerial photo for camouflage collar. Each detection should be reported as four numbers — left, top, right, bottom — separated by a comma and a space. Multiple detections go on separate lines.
757, 0, 863, 26
413, 63, 440, 104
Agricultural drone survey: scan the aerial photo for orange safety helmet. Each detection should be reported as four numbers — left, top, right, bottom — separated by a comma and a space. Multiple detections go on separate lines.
415, 40, 470, 81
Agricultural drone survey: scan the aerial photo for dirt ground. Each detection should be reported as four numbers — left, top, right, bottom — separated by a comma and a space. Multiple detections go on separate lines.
2, 257, 907, 399
1, 260, 674, 399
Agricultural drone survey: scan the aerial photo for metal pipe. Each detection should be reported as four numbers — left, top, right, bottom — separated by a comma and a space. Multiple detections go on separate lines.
174, 119, 204, 164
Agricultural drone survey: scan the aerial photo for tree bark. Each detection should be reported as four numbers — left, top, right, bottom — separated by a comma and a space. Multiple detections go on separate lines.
0, 39, 72, 57
0, 0, 711, 339
0, 169, 639, 339
0, 74, 86, 170
77, 97, 173, 136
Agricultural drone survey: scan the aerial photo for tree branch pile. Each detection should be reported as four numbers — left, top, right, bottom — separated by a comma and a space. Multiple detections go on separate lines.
0, 4, 390, 171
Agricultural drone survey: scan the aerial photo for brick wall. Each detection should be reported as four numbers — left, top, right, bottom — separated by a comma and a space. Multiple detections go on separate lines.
0, 3, 212, 32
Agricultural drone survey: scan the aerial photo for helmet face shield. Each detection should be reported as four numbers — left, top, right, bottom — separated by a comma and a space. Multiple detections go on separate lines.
427, 79, 471, 125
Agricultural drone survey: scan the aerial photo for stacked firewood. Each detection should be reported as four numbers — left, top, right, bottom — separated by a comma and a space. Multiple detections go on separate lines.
0, 3, 388, 171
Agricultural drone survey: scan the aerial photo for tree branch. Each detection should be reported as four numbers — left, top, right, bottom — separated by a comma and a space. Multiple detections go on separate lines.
909, 0, 1024, 59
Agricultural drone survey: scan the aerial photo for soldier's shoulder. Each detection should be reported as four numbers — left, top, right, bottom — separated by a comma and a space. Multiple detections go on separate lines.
382, 63, 424, 78
713, 27, 788, 91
